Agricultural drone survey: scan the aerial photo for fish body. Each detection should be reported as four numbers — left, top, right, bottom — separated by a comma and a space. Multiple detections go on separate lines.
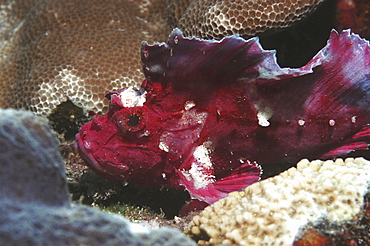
76, 29, 370, 204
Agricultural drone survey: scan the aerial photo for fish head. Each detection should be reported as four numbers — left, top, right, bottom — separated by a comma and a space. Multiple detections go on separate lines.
75, 87, 166, 186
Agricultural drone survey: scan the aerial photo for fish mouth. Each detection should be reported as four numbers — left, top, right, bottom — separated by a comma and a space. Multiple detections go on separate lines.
75, 133, 129, 181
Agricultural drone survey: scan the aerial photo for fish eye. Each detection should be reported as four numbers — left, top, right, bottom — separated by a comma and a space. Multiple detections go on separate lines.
113, 107, 147, 132
128, 114, 140, 128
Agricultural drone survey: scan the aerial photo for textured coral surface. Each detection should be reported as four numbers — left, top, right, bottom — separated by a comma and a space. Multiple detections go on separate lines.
177, 0, 325, 39
187, 158, 370, 246
0, 0, 325, 116
0, 0, 157, 116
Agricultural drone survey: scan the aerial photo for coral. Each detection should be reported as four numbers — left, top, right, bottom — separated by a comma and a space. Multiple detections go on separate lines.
175, 0, 325, 39
0, 0, 325, 116
186, 158, 370, 246
292, 193, 370, 245
0, 0, 155, 116
0, 108, 196, 246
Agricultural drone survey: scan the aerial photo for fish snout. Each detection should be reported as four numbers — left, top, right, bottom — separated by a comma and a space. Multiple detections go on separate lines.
75, 134, 129, 181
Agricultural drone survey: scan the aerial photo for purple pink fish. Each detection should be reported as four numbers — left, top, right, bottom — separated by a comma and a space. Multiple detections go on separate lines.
76, 29, 370, 207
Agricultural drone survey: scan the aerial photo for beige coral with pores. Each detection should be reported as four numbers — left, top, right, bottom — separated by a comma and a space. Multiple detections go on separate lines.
187, 158, 370, 245
177, 0, 325, 39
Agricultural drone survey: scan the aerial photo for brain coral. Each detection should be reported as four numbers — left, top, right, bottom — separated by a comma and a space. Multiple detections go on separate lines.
187, 157, 370, 246
0, 0, 325, 116
0, 108, 196, 246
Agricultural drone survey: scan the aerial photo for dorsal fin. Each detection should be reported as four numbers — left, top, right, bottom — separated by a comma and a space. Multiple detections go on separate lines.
245, 30, 370, 121
141, 28, 287, 92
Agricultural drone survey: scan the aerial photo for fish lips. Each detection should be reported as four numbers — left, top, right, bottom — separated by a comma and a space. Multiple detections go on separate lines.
75, 133, 129, 181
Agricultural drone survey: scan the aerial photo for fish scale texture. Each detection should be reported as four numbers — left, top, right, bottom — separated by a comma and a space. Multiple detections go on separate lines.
0, 0, 324, 116
0, 108, 197, 246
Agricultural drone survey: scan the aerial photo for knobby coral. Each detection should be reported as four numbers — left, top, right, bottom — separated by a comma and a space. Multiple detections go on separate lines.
0, 108, 196, 246
186, 158, 370, 246
0, 0, 325, 116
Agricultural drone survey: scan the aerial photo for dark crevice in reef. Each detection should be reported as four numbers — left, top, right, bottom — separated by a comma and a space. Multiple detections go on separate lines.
66, 162, 190, 219
259, 0, 337, 68
48, 99, 90, 141
74, 172, 190, 219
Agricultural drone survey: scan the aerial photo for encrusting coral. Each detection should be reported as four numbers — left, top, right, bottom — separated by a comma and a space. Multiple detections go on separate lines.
0, 108, 196, 246
0, 0, 325, 116
186, 157, 370, 246
175, 0, 325, 39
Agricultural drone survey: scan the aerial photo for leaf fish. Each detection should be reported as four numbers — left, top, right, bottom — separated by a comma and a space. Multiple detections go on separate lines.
76, 28, 370, 206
